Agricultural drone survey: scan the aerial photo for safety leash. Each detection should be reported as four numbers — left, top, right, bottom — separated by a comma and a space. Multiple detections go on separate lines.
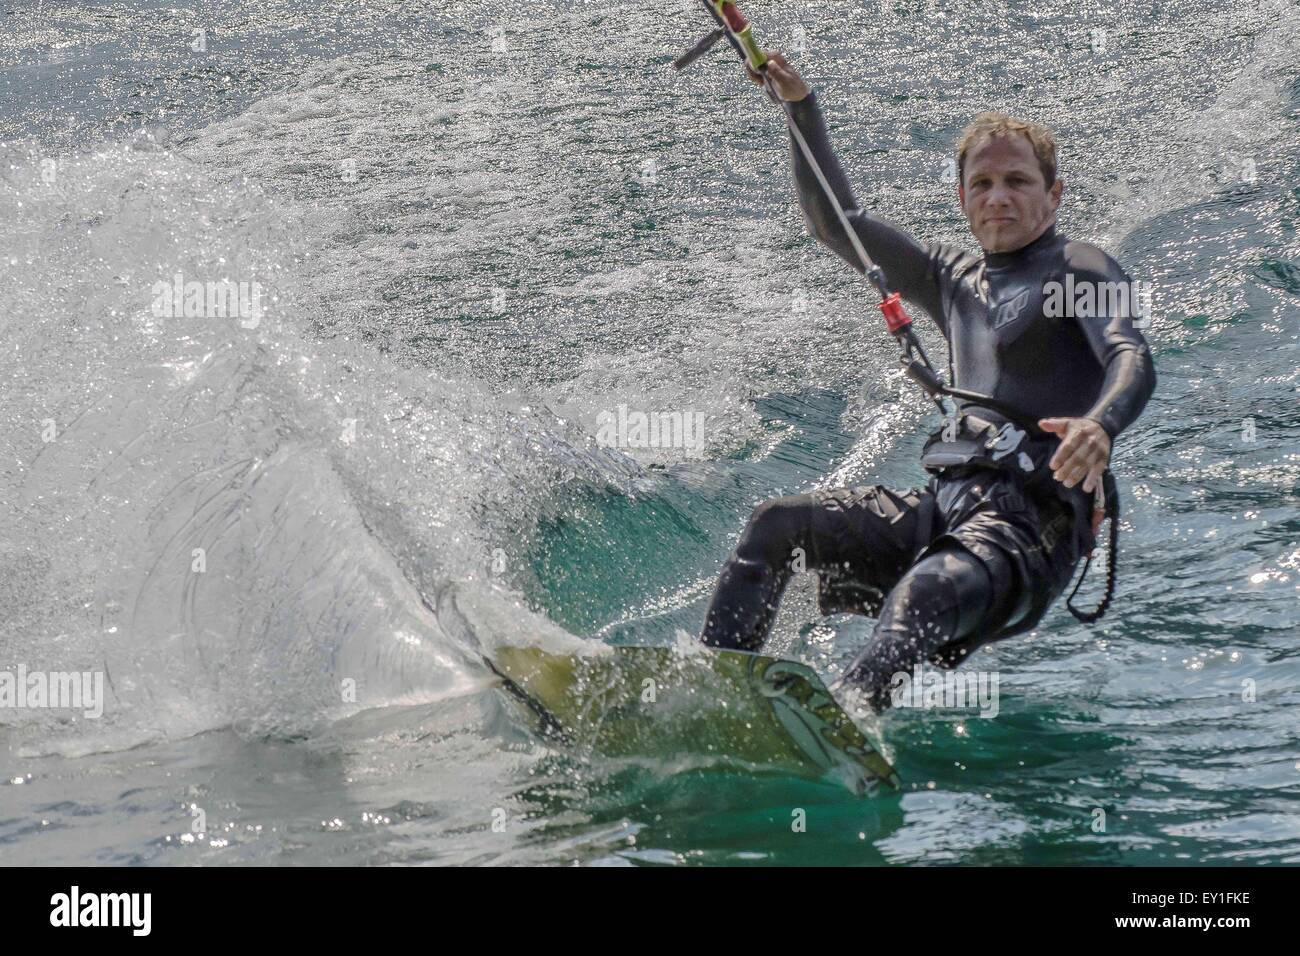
1066, 485, 1119, 623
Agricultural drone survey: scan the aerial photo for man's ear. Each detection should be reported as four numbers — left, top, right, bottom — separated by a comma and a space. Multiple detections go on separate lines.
1049, 178, 1063, 210
957, 184, 966, 209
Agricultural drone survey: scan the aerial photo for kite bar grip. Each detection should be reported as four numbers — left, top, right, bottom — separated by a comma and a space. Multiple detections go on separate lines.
713, 1, 769, 71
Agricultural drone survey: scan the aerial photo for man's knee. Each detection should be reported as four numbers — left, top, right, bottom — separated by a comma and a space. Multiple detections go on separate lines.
877, 549, 991, 627
837, 547, 998, 709
736, 494, 815, 566
925, 548, 997, 635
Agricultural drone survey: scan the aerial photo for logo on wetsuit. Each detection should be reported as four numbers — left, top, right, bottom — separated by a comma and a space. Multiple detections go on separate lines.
991, 288, 1031, 329
986, 422, 1036, 473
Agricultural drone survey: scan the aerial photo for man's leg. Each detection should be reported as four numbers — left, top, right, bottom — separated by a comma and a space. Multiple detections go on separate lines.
832, 543, 1019, 711
701, 486, 927, 652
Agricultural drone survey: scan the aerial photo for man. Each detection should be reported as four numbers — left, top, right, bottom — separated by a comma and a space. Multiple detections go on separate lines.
699, 53, 1157, 711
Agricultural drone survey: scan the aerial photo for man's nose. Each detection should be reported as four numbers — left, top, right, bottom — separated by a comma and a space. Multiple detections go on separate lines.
985, 183, 1015, 207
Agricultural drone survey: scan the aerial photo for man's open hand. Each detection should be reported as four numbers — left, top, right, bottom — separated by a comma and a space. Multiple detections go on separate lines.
1039, 417, 1112, 536
1038, 417, 1111, 494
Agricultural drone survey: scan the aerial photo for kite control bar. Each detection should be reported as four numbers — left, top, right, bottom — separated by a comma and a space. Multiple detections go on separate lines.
672, 0, 769, 73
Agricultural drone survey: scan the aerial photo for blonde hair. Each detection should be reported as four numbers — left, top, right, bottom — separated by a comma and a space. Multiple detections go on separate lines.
956, 112, 1058, 189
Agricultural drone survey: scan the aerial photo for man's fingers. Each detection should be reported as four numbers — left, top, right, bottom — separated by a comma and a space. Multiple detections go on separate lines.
1057, 465, 1084, 488
1054, 445, 1095, 488
1082, 464, 1105, 495
1073, 431, 1109, 479
1043, 419, 1112, 489
1060, 450, 1092, 489
1049, 422, 1111, 470
1049, 428, 1082, 470
752, 50, 786, 79
1060, 446, 1107, 488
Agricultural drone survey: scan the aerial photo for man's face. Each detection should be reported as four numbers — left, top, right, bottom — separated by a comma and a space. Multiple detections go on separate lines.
958, 132, 1063, 253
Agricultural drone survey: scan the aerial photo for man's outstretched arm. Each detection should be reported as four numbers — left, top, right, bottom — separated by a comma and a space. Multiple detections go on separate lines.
1072, 256, 1158, 442
1040, 246, 1157, 499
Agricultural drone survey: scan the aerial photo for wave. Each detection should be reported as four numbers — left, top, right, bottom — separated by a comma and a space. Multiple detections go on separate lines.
0, 134, 636, 758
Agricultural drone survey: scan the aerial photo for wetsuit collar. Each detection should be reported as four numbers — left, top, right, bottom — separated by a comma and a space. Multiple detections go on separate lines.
982, 222, 1059, 268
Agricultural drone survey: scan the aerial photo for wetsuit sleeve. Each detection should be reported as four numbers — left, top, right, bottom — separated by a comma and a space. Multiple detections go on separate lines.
1069, 256, 1158, 440
786, 92, 955, 334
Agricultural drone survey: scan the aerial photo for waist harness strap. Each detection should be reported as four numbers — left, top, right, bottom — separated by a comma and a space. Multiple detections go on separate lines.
919, 411, 1053, 485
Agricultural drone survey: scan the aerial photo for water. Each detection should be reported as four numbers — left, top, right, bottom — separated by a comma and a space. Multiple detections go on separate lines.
1, 0, 1297, 865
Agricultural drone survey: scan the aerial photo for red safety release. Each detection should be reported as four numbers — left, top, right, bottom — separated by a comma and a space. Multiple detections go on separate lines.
879, 292, 911, 333
720, 3, 749, 31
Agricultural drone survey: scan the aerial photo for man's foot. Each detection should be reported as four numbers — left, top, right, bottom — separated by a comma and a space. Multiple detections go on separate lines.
828, 675, 885, 720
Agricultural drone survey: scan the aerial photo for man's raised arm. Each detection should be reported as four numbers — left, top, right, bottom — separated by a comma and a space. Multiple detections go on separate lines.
785, 90, 952, 334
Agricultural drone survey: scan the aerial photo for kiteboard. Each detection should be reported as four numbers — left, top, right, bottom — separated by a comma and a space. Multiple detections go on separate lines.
485, 644, 901, 796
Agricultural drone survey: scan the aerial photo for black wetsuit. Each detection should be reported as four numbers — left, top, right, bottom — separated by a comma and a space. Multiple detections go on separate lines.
700, 92, 1157, 709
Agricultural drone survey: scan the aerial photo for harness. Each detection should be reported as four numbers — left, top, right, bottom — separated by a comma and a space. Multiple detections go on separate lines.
920, 410, 1120, 623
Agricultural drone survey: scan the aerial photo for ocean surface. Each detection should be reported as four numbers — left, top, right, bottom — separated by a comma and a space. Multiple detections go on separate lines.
0, 0, 1296, 865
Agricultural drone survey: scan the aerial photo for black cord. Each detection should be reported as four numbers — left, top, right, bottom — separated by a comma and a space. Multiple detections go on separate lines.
1067, 499, 1119, 623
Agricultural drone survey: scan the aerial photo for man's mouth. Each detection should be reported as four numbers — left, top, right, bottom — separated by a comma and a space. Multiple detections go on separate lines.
986, 216, 1015, 225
